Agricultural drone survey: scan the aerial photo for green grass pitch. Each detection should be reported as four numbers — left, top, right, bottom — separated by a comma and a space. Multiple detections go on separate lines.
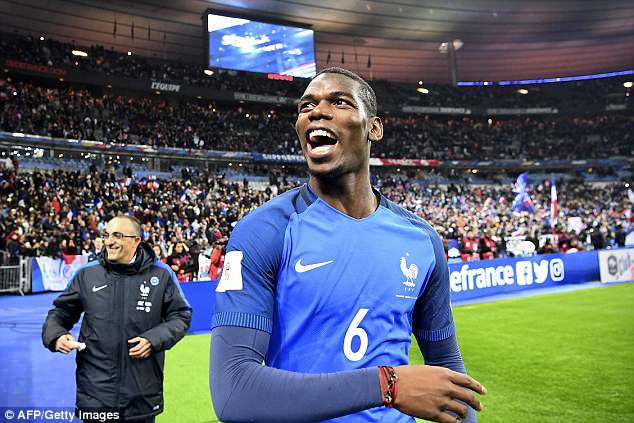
159, 283, 634, 423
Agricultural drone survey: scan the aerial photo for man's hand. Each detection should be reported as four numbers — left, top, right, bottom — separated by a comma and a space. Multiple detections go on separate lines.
128, 337, 152, 359
55, 334, 83, 354
394, 365, 487, 423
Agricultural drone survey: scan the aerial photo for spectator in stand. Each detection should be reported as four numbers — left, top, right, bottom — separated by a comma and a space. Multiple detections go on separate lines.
590, 223, 606, 250
152, 244, 167, 264
207, 242, 224, 280
87, 237, 103, 262
478, 230, 497, 260
538, 239, 557, 255
166, 242, 191, 282
7, 232, 22, 263
615, 225, 626, 247
460, 230, 480, 261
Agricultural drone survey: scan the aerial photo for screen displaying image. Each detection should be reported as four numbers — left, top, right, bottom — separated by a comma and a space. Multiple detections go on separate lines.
207, 13, 316, 78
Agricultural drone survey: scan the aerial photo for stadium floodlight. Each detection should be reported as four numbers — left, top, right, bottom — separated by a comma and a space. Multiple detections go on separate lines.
72, 50, 88, 57
438, 39, 463, 54
624, 81, 633, 88
203, 69, 215, 76
416, 87, 429, 94
518, 89, 528, 94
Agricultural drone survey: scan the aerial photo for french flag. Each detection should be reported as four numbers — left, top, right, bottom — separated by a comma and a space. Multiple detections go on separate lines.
512, 172, 533, 212
550, 178, 558, 234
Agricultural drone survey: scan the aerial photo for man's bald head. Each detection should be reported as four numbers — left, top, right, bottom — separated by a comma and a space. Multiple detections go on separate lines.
109, 215, 141, 236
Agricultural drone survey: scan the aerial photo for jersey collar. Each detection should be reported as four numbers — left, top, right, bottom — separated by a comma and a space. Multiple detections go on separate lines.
301, 183, 388, 211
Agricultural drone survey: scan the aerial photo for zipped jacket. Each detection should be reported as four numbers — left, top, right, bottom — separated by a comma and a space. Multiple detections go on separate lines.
42, 242, 192, 420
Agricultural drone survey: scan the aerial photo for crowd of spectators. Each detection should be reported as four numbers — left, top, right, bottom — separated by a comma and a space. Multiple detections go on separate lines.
378, 175, 632, 261
0, 32, 306, 97
1, 31, 631, 283
0, 79, 300, 154
2, 164, 632, 276
2, 79, 632, 160
1, 32, 630, 111
377, 114, 633, 160
0, 164, 298, 278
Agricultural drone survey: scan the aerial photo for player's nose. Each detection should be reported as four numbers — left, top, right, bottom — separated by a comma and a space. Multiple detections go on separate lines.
308, 101, 333, 121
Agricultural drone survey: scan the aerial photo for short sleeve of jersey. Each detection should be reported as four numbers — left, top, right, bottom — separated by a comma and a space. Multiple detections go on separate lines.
411, 220, 455, 341
211, 191, 299, 334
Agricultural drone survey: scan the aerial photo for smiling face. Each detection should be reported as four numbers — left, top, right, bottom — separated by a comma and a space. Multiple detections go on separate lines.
104, 217, 141, 264
295, 72, 382, 180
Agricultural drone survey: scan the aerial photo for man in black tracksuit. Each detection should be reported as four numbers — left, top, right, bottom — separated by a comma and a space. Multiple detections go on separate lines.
42, 215, 192, 422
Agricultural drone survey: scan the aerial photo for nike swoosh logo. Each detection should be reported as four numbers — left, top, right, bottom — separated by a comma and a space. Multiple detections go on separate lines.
295, 259, 334, 273
92, 285, 108, 292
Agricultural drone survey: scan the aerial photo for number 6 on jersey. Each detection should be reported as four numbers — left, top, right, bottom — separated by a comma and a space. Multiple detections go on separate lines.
343, 308, 369, 361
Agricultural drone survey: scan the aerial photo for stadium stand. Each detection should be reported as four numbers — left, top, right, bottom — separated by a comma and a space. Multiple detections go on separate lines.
1, 31, 631, 110
0, 32, 632, 280
1, 79, 632, 160
1, 162, 631, 275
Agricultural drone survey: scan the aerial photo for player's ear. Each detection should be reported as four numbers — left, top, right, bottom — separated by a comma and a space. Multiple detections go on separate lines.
368, 116, 383, 143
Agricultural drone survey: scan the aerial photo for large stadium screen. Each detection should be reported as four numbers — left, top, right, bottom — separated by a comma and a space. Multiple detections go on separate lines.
205, 12, 316, 78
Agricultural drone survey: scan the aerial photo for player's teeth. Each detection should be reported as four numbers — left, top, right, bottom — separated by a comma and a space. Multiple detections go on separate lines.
309, 129, 335, 139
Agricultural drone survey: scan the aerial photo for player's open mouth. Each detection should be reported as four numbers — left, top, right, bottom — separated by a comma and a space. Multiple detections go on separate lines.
306, 128, 338, 157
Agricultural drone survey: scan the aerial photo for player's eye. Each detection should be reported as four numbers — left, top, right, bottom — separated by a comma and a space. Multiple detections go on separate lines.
298, 102, 314, 112
333, 99, 352, 107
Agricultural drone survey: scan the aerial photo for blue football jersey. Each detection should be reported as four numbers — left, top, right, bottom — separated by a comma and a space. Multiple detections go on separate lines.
213, 184, 455, 422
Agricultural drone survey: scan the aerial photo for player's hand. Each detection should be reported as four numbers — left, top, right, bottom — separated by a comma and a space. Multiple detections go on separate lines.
393, 365, 486, 423
128, 337, 152, 359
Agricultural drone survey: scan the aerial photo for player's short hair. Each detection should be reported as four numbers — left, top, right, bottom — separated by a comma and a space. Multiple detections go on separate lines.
313, 67, 378, 117
111, 215, 142, 236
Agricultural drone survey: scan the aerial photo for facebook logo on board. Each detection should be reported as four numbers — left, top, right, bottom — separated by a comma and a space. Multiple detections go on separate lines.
450, 258, 565, 293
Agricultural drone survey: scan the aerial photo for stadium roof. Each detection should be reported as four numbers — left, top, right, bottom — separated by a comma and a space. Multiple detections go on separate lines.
2, 0, 633, 83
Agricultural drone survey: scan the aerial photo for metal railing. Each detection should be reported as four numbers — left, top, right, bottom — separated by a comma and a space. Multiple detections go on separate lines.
0, 249, 9, 265
0, 257, 30, 295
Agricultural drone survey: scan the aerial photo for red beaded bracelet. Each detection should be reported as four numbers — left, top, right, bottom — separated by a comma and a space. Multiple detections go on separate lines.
378, 366, 398, 408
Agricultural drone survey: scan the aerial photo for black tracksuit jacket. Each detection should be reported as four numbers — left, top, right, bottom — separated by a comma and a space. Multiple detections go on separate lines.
42, 242, 192, 420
